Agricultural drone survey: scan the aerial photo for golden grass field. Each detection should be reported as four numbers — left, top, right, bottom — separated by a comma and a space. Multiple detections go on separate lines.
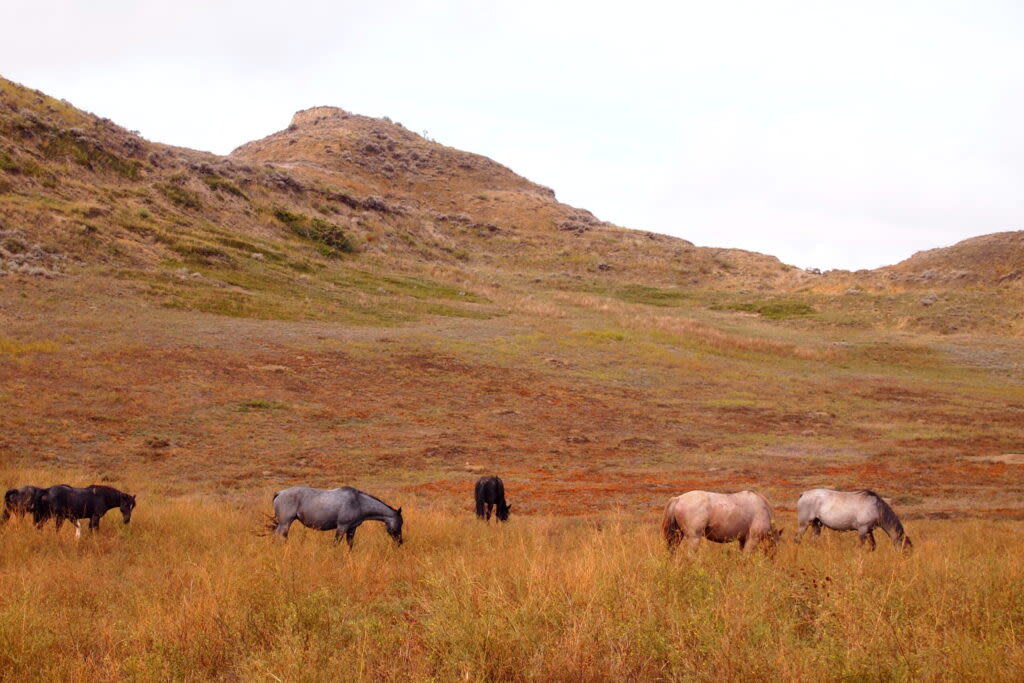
2, 470, 1023, 681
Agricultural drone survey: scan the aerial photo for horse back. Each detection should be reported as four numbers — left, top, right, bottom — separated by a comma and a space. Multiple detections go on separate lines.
475, 476, 504, 504
697, 491, 772, 539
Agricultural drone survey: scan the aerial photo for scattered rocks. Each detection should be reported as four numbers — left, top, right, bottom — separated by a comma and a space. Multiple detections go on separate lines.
0, 229, 65, 277
920, 292, 938, 306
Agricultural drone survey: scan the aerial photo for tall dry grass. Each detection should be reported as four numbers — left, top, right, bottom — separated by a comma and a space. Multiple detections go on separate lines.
0, 483, 1022, 681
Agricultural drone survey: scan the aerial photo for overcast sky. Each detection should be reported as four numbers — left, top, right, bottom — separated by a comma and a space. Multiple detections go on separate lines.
3, 1, 1022, 270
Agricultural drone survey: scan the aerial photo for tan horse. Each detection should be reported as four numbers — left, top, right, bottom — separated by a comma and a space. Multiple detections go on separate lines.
662, 490, 782, 552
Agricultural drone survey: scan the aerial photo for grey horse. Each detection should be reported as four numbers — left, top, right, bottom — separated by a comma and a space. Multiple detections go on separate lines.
271, 486, 403, 547
795, 488, 912, 551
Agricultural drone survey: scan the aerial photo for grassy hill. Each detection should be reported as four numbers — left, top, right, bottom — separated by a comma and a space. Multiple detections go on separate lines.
2, 75, 1024, 679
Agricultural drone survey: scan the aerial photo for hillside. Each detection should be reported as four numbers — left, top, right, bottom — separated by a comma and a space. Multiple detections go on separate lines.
3, 73, 1024, 681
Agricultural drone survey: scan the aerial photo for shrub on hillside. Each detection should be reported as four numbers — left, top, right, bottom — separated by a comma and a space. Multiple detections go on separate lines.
273, 208, 353, 257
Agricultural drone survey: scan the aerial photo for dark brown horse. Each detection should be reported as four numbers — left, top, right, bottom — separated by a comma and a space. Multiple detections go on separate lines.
2, 485, 47, 523
474, 476, 511, 522
37, 485, 136, 537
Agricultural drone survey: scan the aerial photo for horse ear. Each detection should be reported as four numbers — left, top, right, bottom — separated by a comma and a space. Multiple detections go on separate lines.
398, 507, 402, 514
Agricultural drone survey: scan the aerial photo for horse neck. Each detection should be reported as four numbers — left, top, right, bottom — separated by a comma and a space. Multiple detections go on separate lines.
358, 494, 397, 520
876, 503, 905, 541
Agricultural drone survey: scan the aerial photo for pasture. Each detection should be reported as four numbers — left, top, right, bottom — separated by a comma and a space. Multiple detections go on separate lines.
1, 479, 1022, 681
3, 273, 1024, 680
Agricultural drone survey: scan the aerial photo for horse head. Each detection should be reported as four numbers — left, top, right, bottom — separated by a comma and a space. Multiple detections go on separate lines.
120, 494, 137, 524
897, 534, 913, 552
386, 506, 404, 546
496, 501, 512, 522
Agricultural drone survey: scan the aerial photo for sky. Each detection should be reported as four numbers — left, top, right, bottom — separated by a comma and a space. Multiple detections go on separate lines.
2, 1, 1022, 270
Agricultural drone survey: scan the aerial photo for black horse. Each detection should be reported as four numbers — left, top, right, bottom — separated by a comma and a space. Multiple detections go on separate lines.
2, 485, 47, 523
37, 485, 136, 536
475, 476, 511, 522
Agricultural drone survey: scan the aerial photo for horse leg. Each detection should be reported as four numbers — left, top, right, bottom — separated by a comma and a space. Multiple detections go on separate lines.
812, 520, 822, 537
73, 520, 82, 540
90, 514, 101, 532
345, 526, 357, 549
485, 503, 493, 522
274, 516, 295, 540
743, 535, 761, 554
858, 527, 876, 551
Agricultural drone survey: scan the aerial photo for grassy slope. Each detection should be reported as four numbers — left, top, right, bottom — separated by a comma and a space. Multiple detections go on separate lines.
3, 75, 1024, 679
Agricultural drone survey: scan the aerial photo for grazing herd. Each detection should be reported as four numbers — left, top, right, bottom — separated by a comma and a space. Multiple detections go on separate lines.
4, 475, 911, 554
2, 484, 136, 538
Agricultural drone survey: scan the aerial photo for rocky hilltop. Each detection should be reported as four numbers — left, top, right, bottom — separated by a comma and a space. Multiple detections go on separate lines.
1, 75, 1022, 333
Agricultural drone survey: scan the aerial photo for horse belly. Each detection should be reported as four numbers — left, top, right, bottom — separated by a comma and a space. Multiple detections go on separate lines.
704, 517, 747, 542
297, 511, 336, 531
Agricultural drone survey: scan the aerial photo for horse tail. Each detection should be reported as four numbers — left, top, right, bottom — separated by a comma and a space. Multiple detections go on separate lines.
474, 479, 485, 518
662, 497, 681, 547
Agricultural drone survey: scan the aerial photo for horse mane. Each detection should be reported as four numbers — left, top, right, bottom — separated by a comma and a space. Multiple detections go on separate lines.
860, 490, 905, 536
87, 485, 133, 504
345, 486, 399, 514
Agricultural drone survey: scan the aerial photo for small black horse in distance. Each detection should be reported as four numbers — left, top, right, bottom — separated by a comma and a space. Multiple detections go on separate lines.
475, 476, 511, 522
36, 484, 137, 537
2, 485, 48, 523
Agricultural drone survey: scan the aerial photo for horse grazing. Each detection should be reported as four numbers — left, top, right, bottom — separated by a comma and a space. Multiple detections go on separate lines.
795, 488, 912, 551
474, 476, 511, 522
663, 490, 782, 553
2, 485, 47, 523
271, 486, 403, 548
37, 485, 137, 538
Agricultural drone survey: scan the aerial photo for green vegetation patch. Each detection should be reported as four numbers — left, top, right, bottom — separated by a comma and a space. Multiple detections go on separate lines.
202, 175, 249, 200
712, 299, 816, 320
238, 399, 287, 411
0, 149, 17, 173
0, 336, 60, 355
612, 284, 689, 307
40, 130, 141, 179
157, 183, 203, 210
322, 268, 488, 303
274, 208, 353, 256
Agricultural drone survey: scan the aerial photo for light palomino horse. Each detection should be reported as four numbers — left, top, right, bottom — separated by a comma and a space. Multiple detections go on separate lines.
271, 486, 403, 548
795, 488, 912, 551
662, 490, 782, 553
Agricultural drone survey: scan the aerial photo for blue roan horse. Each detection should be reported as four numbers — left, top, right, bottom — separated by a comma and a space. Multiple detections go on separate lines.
37, 485, 137, 537
271, 486, 403, 547
796, 488, 912, 551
